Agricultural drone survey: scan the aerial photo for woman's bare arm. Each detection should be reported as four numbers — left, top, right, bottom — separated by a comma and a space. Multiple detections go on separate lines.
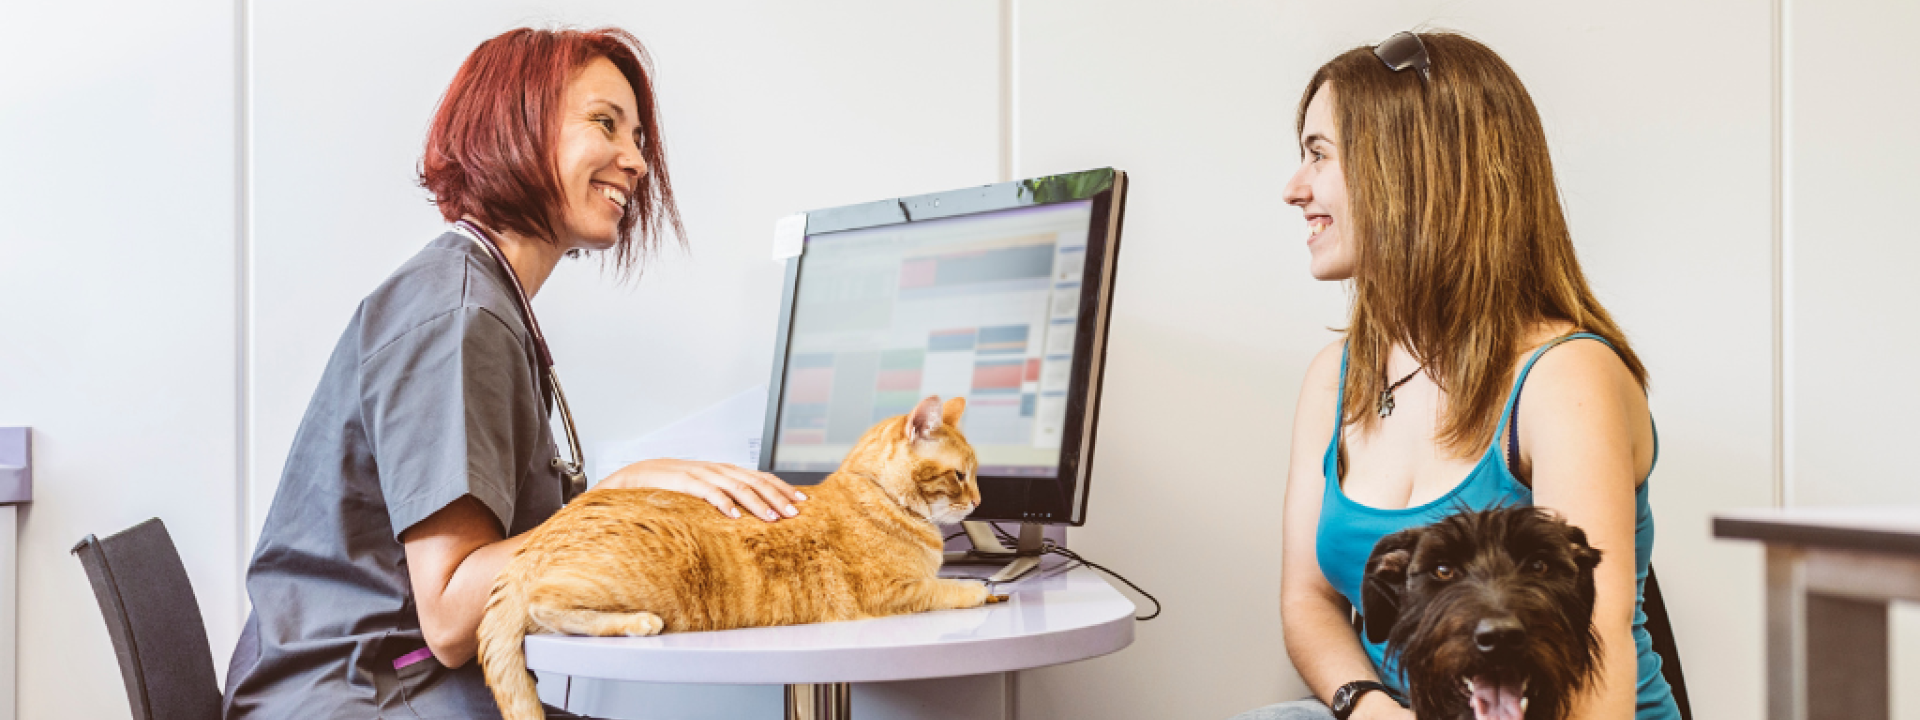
1280, 341, 1413, 720
400, 496, 523, 667
1518, 340, 1655, 720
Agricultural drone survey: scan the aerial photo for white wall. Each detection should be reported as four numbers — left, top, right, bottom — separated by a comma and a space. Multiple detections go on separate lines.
0, 1, 241, 718
1786, 0, 1920, 507
6, 1, 1917, 718
1785, 0, 1920, 715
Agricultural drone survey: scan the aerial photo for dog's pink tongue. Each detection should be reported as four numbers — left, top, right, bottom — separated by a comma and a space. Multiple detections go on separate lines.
1471, 676, 1524, 720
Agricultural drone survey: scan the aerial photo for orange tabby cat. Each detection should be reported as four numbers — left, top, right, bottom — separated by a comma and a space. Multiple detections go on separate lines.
477, 395, 991, 720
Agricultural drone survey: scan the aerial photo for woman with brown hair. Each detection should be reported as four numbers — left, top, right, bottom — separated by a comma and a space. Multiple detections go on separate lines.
223, 28, 805, 718
1233, 31, 1680, 720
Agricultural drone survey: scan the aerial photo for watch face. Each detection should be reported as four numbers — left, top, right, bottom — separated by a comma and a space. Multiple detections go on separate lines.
1332, 685, 1354, 712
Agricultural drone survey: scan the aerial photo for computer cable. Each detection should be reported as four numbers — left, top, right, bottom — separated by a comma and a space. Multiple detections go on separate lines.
985, 523, 1162, 622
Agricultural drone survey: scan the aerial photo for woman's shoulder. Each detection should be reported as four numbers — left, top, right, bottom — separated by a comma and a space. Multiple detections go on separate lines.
354, 234, 531, 360
1513, 331, 1652, 460
1305, 337, 1347, 380
1522, 332, 1641, 398
1290, 337, 1348, 430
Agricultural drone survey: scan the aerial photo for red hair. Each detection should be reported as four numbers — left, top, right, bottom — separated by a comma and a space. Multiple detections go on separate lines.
421, 27, 683, 273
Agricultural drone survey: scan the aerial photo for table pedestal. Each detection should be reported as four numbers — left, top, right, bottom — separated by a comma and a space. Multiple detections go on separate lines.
784, 683, 850, 720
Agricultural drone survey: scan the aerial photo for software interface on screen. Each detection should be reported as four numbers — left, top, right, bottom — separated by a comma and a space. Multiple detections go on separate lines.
773, 200, 1095, 477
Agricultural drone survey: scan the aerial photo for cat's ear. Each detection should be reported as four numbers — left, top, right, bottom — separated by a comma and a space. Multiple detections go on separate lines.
906, 395, 943, 442
940, 396, 967, 427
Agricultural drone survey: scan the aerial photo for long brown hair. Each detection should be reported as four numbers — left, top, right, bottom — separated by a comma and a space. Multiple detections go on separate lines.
1298, 31, 1647, 455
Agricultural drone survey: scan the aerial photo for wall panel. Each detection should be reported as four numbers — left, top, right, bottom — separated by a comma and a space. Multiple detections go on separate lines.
0, 0, 241, 717
1785, 0, 1920, 712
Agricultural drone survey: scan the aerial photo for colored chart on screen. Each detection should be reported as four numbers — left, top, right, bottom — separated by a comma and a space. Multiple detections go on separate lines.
773, 201, 1093, 476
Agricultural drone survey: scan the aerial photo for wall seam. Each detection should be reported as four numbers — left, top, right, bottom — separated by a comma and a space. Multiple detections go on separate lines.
1000, 3, 1020, 718
234, 0, 254, 633
1774, 0, 1793, 509
999, 0, 1019, 184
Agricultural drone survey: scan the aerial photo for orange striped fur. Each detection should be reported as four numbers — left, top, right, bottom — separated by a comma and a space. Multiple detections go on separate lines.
478, 396, 986, 719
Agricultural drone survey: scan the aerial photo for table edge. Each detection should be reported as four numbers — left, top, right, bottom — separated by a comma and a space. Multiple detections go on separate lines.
1712, 515, 1920, 555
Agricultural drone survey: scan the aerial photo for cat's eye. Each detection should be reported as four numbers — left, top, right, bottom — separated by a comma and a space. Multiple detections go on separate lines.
1525, 558, 1549, 575
952, 470, 965, 483
1431, 565, 1457, 581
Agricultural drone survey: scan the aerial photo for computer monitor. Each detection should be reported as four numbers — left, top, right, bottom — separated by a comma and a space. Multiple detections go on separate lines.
760, 168, 1127, 546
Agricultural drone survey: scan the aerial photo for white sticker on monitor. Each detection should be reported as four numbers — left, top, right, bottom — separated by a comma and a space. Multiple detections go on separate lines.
772, 213, 807, 261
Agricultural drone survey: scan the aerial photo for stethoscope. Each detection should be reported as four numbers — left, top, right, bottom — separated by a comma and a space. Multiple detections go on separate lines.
451, 219, 589, 502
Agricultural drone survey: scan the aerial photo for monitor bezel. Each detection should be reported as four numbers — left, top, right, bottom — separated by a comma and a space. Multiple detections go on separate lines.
759, 168, 1127, 526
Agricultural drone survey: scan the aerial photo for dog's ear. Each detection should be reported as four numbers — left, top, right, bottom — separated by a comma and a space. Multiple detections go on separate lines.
1566, 525, 1602, 572
1361, 527, 1424, 644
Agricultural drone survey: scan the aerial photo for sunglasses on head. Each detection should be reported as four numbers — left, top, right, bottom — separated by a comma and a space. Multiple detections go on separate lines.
1373, 31, 1431, 81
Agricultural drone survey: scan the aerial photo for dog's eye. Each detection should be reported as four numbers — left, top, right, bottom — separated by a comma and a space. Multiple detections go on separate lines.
1526, 558, 1549, 575
1431, 565, 1457, 581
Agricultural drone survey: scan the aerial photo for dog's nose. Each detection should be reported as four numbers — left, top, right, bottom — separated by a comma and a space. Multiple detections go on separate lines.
1474, 616, 1525, 654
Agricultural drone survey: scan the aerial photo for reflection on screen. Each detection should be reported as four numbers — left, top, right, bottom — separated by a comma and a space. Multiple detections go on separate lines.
773, 200, 1093, 476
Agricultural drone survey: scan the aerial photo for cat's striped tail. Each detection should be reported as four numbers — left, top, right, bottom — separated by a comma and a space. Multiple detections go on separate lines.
478, 572, 545, 720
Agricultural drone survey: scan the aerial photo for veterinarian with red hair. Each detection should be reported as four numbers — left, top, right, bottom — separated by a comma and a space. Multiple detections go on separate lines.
1231, 31, 1682, 720
223, 28, 805, 718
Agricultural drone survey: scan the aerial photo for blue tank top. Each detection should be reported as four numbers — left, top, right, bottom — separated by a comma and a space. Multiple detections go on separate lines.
1314, 333, 1680, 720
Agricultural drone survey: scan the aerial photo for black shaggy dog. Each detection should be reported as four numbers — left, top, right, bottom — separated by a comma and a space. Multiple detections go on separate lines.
1361, 507, 1604, 720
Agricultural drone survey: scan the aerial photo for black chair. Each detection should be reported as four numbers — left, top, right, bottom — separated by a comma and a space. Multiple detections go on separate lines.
1643, 565, 1693, 720
72, 518, 223, 720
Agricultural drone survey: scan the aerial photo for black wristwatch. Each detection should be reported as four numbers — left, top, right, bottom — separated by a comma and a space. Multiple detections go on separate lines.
1330, 680, 1405, 720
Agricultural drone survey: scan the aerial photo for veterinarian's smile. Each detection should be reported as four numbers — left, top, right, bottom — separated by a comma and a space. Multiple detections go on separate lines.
593, 180, 631, 215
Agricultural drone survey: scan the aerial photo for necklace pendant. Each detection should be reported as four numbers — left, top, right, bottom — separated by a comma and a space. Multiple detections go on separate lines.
1378, 390, 1396, 418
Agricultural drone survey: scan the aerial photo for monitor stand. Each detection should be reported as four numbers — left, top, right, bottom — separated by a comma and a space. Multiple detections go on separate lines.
941, 521, 1044, 583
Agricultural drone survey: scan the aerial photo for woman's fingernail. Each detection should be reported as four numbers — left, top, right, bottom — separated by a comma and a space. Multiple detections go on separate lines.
795, 492, 809, 501
729, 508, 741, 518
765, 510, 779, 521
784, 504, 798, 517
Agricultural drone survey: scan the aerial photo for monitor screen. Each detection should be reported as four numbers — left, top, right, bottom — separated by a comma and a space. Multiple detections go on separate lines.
770, 201, 1094, 476
762, 168, 1126, 525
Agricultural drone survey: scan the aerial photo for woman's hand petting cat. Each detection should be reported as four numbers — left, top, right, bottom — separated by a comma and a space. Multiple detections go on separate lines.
599, 459, 807, 522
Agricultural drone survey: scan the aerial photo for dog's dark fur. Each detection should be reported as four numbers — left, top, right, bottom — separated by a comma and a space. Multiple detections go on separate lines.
1361, 507, 1604, 720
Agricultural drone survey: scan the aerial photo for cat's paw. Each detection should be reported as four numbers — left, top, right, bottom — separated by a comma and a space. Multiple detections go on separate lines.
960, 579, 993, 607
626, 612, 665, 637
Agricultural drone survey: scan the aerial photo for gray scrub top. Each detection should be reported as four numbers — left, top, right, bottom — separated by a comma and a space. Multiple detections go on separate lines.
223, 232, 565, 719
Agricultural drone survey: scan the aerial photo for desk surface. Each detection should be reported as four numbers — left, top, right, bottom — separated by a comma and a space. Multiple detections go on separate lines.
1713, 506, 1920, 555
523, 562, 1136, 685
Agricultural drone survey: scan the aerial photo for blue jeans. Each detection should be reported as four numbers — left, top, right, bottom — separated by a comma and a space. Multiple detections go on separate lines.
1226, 698, 1335, 720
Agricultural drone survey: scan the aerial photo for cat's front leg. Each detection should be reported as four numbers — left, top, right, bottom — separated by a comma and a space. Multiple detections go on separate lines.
882, 577, 992, 615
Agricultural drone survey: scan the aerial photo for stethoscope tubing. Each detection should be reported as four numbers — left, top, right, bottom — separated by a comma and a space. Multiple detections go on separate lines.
452, 219, 589, 501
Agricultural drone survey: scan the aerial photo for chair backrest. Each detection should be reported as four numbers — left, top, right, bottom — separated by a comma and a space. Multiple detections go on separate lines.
1642, 565, 1693, 720
71, 518, 222, 720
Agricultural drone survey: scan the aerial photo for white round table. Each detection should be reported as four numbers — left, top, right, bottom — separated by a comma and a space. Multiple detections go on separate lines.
524, 564, 1136, 720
